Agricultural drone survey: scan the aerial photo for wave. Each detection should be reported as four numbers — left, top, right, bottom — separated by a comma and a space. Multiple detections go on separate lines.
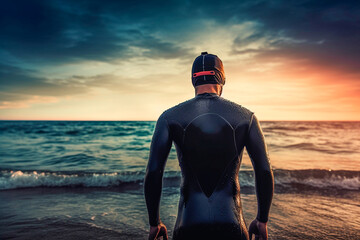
268, 142, 357, 154
0, 169, 358, 192
263, 126, 311, 132
47, 153, 107, 166
0, 170, 145, 190
273, 169, 360, 190
0, 121, 155, 137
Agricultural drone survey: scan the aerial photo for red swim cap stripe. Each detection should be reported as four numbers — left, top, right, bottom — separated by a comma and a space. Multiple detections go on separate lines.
193, 71, 215, 78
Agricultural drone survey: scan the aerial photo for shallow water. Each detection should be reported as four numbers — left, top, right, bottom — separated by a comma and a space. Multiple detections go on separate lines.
0, 120, 359, 239
0, 186, 359, 239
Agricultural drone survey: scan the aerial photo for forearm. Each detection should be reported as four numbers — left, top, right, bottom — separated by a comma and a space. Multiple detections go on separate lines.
246, 114, 274, 223
255, 167, 274, 223
144, 168, 164, 226
143, 113, 172, 227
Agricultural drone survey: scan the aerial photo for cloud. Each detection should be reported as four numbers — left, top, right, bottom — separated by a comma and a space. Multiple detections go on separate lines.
0, 64, 88, 96
227, 0, 360, 76
0, 0, 359, 118
0, 63, 92, 107
2, 0, 358, 75
0, 0, 194, 65
0, 62, 189, 108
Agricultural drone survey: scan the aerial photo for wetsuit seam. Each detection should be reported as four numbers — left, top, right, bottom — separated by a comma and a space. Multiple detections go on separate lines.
247, 113, 255, 137
184, 113, 234, 131
214, 114, 233, 130
183, 154, 209, 198
233, 129, 239, 157
209, 154, 238, 200
182, 126, 237, 200
166, 120, 185, 146
170, 119, 184, 131
182, 113, 236, 200
234, 120, 245, 131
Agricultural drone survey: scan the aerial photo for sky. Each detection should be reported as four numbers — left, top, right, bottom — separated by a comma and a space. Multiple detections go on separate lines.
0, 0, 359, 120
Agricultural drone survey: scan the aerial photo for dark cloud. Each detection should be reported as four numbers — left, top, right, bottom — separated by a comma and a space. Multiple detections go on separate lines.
0, 0, 193, 64
0, 63, 88, 103
0, 0, 359, 106
2, 0, 358, 69
227, 0, 360, 75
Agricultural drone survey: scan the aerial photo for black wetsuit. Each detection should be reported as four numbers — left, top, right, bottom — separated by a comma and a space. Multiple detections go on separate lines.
144, 92, 274, 240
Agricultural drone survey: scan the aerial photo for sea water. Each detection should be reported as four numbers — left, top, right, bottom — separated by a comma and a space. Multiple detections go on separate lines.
0, 120, 359, 239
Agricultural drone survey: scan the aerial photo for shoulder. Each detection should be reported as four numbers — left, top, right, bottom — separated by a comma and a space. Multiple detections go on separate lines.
158, 98, 195, 119
218, 97, 254, 119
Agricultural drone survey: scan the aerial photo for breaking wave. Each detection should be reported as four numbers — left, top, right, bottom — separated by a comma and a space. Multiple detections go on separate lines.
0, 169, 358, 191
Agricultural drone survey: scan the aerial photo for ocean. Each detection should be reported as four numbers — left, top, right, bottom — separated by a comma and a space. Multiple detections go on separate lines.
0, 120, 359, 239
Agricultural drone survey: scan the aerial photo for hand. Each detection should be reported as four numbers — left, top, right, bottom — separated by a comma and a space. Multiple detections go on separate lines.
248, 218, 268, 240
148, 221, 168, 240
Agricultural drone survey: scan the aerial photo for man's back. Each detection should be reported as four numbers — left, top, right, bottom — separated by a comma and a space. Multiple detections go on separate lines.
145, 92, 273, 240
144, 52, 273, 240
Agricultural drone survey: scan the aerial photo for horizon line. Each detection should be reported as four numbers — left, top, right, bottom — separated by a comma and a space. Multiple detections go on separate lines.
1, 119, 359, 122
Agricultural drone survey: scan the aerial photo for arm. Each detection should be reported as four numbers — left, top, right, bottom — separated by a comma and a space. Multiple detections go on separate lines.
245, 113, 274, 223
144, 113, 172, 227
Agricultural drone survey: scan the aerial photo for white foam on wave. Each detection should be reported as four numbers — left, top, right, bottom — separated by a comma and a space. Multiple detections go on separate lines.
301, 175, 360, 190
275, 172, 360, 190
0, 170, 128, 190
0, 170, 359, 191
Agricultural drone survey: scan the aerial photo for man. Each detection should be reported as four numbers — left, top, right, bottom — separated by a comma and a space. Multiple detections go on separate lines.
144, 52, 274, 240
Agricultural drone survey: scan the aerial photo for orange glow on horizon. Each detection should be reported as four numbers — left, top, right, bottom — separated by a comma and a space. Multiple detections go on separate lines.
1, 51, 359, 121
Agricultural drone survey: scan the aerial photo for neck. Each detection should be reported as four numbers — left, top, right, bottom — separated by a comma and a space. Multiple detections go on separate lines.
195, 84, 222, 96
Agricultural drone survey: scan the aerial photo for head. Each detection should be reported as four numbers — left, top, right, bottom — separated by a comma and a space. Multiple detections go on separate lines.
191, 52, 225, 96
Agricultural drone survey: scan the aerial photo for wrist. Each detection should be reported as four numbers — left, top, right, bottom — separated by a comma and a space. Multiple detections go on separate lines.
256, 217, 268, 224
149, 219, 162, 227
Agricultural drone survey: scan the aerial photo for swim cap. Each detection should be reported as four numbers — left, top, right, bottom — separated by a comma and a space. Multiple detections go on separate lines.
191, 52, 225, 87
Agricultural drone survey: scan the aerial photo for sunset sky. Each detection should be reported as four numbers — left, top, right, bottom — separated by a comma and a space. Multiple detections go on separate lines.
0, 0, 359, 120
